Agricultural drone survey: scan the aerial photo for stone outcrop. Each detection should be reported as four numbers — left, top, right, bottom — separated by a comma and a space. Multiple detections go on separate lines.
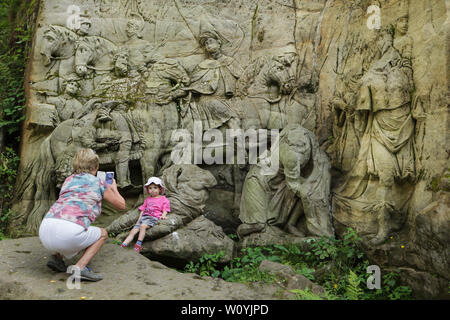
0, 237, 282, 300
8, 0, 449, 298
144, 216, 235, 264
258, 260, 326, 297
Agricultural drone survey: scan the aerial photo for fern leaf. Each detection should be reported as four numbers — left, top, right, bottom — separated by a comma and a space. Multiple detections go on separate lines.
346, 270, 363, 300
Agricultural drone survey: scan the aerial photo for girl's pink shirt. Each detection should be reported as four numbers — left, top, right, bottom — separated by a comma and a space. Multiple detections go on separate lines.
138, 195, 171, 219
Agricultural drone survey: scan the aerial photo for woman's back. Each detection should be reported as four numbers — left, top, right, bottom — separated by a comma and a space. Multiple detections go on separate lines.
46, 173, 106, 229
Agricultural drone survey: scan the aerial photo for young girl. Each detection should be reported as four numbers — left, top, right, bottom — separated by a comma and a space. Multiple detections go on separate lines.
121, 177, 170, 253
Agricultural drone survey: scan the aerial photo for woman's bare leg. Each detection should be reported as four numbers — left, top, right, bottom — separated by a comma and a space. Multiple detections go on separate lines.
75, 228, 108, 270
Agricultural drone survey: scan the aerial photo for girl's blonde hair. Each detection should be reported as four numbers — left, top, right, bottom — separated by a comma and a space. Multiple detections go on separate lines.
72, 148, 99, 174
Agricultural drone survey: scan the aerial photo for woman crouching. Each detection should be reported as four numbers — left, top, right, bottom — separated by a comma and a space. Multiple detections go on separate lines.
38, 148, 126, 281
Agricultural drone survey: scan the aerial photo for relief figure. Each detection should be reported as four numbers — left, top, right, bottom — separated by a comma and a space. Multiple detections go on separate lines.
238, 124, 334, 240
335, 27, 420, 245
180, 24, 243, 133
45, 77, 84, 125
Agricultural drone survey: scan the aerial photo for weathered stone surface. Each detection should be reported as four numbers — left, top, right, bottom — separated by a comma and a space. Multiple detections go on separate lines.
360, 192, 450, 299
259, 260, 326, 297
396, 267, 449, 300
106, 164, 218, 239
238, 225, 313, 249
320, 0, 449, 298
0, 237, 281, 300
238, 124, 334, 243
144, 216, 235, 264
9, 0, 450, 299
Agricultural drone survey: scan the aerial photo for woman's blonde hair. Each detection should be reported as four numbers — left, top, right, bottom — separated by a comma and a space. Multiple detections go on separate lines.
72, 148, 99, 174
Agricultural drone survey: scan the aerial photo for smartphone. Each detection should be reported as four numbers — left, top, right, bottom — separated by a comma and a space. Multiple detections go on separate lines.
105, 171, 114, 185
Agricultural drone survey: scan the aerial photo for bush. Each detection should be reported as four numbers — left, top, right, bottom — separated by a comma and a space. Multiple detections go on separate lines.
183, 228, 413, 300
0, 0, 38, 238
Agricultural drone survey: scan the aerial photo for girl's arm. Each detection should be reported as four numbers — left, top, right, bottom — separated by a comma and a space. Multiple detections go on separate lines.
161, 211, 168, 220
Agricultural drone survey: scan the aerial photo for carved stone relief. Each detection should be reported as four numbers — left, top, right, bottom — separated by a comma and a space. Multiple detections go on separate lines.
10, 0, 449, 297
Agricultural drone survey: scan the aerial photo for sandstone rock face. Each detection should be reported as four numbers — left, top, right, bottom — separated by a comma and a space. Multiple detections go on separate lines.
0, 237, 281, 300
10, 0, 449, 298
144, 216, 235, 264
259, 260, 326, 298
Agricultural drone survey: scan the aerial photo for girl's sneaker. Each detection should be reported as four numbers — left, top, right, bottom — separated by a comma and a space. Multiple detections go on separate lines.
133, 243, 142, 253
120, 243, 127, 248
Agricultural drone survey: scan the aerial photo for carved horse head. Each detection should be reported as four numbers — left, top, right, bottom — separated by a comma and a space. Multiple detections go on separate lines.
239, 56, 295, 103
263, 58, 296, 95
40, 25, 79, 66
74, 36, 117, 77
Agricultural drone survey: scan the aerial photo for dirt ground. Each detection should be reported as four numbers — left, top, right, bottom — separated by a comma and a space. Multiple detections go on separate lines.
0, 237, 285, 300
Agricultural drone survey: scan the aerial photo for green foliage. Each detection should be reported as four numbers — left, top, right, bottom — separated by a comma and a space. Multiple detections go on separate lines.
184, 251, 225, 278
111, 239, 123, 245
183, 228, 413, 300
221, 247, 278, 283
0, 147, 19, 238
0, 0, 34, 140
361, 271, 412, 300
227, 233, 238, 241
0, 0, 38, 238
289, 288, 324, 300
0, 147, 20, 200
184, 248, 277, 283
345, 270, 363, 300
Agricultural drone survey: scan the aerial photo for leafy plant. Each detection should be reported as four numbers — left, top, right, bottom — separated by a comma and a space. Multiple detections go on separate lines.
0, 0, 39, 238
0, 146, 19, 197
184, 251, 225, 278
346, 270, 363, 300
183, 227, 413, 300
289, 288, 324, 300
227, 233, 238, 241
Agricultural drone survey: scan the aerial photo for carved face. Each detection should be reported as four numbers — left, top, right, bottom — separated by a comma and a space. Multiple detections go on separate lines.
181, 75, 190, 86
65, 80, 79, 95
203, 37, 221, 56
396, 17, 408, 36
126, 21, 141, 38
114, 53, 129, 77
283, 129, 312, 170
279, 52, 297, 67
78, 22, 91, 36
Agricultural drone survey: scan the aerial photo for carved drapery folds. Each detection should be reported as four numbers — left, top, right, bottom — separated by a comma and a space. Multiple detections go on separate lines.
331, 9, 427, 245
13, 0, 331, 243
13, 1, 446, 263
8, 0, 448, 298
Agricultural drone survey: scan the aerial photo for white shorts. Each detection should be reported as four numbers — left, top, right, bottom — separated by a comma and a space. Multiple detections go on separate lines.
39, 218, 102, 259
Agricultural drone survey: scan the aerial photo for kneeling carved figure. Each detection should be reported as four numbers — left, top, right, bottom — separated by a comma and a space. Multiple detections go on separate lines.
237, 124, 334, 242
